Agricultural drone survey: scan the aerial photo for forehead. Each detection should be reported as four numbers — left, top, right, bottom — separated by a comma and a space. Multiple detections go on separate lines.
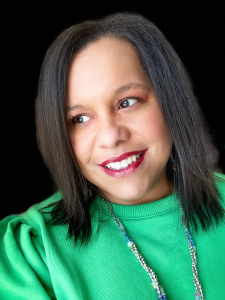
67, 37, 150, 104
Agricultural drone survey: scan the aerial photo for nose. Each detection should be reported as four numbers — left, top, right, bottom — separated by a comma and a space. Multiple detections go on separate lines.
96, 115, 130, 148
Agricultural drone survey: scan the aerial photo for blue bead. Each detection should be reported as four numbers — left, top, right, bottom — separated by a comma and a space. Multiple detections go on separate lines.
122, 228, 127, 235
125, 236, 131, 243
187, 231, 192, 237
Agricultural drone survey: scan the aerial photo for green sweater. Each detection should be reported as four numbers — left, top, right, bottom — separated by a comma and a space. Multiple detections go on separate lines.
0, 173, 225, 300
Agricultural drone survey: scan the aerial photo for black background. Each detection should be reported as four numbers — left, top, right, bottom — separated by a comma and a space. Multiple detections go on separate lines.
1, 1, 224, 219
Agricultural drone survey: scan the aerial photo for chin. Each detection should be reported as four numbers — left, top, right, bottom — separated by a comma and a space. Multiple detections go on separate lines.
108, 182, 150, 203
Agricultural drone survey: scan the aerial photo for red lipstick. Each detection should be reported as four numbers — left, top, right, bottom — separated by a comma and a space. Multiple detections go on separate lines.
98, 149, 147, 178
100, 150, 144, 166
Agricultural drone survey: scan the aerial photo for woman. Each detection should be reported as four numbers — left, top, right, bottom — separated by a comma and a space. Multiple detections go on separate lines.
0, 13, 224, 300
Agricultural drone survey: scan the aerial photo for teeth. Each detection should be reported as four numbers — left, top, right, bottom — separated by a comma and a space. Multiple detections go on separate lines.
105, 152, 142, 169
121, 159, 128, 168
114, 162, 121, 170
127, 156, 132, 165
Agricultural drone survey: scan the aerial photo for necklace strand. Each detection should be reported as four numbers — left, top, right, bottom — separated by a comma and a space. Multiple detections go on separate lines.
98, 192, 204, 300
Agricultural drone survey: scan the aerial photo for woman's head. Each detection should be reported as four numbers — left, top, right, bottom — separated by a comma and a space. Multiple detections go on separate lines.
67, 37, 172, 205
36, 12, 197, 198
36, 12, 224, 244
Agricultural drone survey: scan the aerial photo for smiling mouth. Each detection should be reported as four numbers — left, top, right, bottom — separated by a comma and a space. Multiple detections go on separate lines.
104, 152, 143, 170
98, 150, 147, 178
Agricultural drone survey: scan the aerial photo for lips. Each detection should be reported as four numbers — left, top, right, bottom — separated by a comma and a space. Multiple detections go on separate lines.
99, 150, 145, 166
98, 149, 148, 178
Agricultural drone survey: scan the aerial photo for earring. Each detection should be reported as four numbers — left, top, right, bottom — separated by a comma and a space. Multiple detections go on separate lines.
171, 153, 176, 171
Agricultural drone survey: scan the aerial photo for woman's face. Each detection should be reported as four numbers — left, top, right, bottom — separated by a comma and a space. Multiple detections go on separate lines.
67, 37, 172, 205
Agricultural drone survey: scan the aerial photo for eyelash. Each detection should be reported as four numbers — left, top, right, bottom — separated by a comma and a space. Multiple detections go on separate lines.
69, 97, 140, 125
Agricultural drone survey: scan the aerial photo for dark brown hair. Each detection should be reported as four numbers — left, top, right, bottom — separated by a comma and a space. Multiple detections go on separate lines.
36, 12, 225, 246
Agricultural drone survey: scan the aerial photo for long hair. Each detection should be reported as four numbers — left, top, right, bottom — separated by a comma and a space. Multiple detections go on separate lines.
35, 12, 224, 246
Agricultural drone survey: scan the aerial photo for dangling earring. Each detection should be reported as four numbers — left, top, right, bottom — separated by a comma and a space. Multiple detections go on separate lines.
171, 153, 176, 171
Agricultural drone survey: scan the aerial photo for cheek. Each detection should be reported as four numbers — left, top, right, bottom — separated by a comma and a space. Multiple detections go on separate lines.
137, 109, 168, 142
70, 131, 92, 167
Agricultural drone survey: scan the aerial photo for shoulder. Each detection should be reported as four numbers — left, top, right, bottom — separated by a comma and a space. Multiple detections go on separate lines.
0, 192, 62, 299
0, 190, 63, 249
24, 190, 62, 215
22, 190, 62, 225
1, 190, 62, 232
1, 190, 60, 224
0, 190, 63, 258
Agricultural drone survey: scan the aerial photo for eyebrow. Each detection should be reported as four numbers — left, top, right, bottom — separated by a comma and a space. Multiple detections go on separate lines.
67, 82, 150, 112
67, 104, 84, 112
114, 82, 150, 95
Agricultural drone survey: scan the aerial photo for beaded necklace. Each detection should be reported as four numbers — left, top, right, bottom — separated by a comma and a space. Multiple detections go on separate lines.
98, 192, 204, 300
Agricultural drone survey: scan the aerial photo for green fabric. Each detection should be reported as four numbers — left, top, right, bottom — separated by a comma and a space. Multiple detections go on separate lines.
0, 172, 225, 299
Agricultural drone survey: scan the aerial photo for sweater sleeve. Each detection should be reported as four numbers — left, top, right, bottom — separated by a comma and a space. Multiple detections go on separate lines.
0, 214, 56, 300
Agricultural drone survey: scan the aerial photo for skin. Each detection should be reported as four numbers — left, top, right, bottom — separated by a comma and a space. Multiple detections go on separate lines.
67, 37, 173, 205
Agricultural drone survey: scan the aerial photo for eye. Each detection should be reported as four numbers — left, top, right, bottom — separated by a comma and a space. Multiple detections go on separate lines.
119, 98, 138, 109
72, 115, 91, 124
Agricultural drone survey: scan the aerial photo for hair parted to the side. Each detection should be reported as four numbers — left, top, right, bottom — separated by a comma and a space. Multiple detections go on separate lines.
35, 12, 225, 247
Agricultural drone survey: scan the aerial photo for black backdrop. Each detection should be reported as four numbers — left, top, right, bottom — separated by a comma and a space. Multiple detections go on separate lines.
1, 1, 224, 219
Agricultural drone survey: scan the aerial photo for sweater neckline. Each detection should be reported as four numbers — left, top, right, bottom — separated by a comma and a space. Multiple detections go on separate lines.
91, 192, 179, 219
